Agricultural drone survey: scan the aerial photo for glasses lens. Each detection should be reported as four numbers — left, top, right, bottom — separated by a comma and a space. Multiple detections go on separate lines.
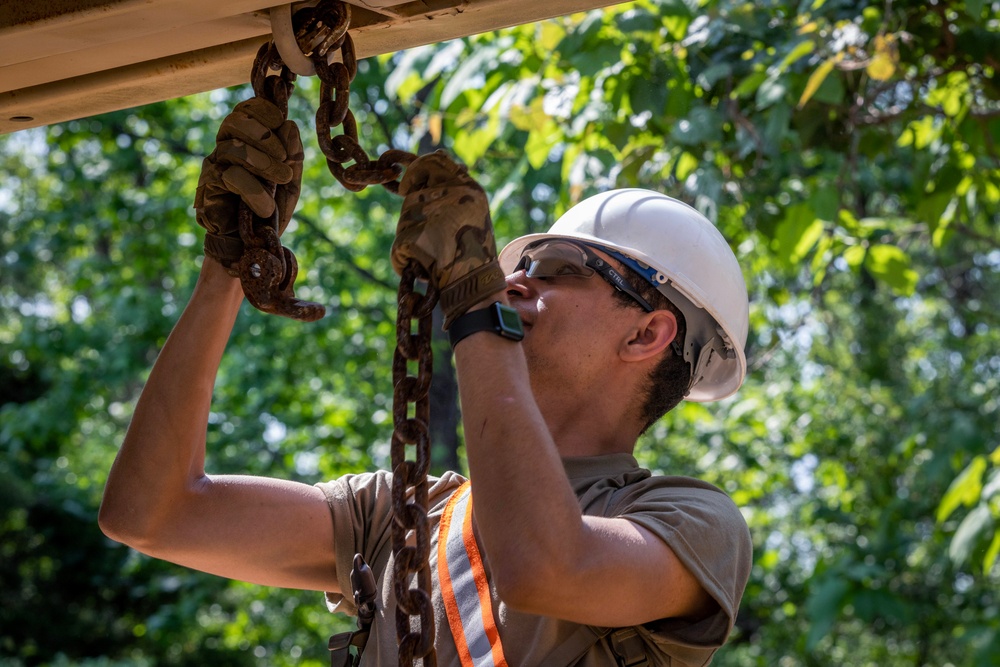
518, 241, 594, 279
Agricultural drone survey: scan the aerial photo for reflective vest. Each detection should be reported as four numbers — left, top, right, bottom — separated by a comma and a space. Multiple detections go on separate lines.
437, 481, 649, 667
438, 480, 509, 667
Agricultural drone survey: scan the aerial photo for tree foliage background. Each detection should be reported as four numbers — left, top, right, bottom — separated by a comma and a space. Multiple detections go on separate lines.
1, 0, 998, 665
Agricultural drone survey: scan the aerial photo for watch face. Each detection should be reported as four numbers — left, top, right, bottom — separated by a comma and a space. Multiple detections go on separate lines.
497, 305, 524, 336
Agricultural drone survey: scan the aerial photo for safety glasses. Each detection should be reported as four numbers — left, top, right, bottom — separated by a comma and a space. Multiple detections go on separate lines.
513, 240, 654, 312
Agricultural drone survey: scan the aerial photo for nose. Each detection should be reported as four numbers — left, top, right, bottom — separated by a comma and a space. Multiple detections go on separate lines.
505, 269, 536, 300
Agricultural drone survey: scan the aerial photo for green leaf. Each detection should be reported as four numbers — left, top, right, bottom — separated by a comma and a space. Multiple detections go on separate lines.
656, 0, 694, 16
926, 71, 971, 119
950, 505, 993, 566
384, 46, 433, 101
984, 531, 1000, 572
629, 74, 669, 116
939, 456, 988, 522
965, 0, 985, 19
756, 76, 788, 110
864, 244, 918, 295
615, 7, 660, 34
662, 14, 691, 41
509, 96, 547, 132
759, 549, 780, 569
539, 21, 565, 51
774, 203, 824, 268
525, 119, 561, 169
811, 67, 846, 105
732, 70, 768, 100
556, 10, 603, 55
916, 192, 953, 244
982, 469, 1000, 500
843, 244, 866, 268
675, 152, 699, 181
810, 232, 833, 285
777, 40, 816, 73
806, 576, 849, 650
696, 63, 733, 90
440, 45, 501, 110
452, 112, 501, 166
811, 187, 840, 221
799, 54, 841, 107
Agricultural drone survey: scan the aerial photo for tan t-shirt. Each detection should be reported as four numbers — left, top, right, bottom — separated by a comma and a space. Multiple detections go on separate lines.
317, 453, 752, 666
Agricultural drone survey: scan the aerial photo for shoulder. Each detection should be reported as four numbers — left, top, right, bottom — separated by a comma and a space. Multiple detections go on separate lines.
573, 462, 749, 548
623, 474, 751, 558
606, 473, 747, 532
617, 475, 751, 599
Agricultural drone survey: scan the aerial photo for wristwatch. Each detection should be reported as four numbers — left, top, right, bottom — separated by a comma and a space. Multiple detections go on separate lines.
449, 301, 525, 348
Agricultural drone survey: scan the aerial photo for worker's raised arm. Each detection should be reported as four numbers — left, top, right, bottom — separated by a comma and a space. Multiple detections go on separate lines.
452, 313, 720, 628
392, 154, 740, 631
99, 99, 339, 593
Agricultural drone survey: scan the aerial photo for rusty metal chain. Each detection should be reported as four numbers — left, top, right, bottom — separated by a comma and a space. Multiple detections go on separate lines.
390, 263, 440, 666
237, 42, 326, 322
258, 2, 438, 663
306, 1, 417, 193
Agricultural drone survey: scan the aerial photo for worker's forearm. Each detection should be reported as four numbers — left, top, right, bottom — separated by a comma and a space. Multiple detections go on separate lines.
453, 318, 585, 593
100, 259, 244, 535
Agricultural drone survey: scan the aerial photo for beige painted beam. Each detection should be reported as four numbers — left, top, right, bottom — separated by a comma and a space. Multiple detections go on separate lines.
0, 0, 621, 135
0, 37, 269, 135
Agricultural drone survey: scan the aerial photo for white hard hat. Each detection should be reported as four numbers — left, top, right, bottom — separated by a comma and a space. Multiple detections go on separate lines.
498, 189, 749, 402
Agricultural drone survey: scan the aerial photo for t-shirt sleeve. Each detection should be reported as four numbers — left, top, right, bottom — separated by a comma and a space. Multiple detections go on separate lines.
315, 471, 396, 615
613, 478, 752, 650
314, 470, 467, 616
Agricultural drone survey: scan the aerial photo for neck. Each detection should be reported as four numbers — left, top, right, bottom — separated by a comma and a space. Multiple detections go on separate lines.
526, 354, 648, 457
534, 393, 642, 458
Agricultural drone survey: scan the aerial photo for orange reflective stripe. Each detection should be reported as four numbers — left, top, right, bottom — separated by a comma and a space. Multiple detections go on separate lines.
438, 481, 509, 667
439, 482, 475, 665
460, 490, 506, 666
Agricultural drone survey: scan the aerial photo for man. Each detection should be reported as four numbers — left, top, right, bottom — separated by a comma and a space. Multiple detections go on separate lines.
100, 98, 752, 666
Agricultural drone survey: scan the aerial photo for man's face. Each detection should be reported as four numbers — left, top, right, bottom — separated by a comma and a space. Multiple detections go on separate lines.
504, 240, 650, 394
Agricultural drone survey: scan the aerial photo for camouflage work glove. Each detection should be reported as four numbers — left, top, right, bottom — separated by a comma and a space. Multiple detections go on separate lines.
194, 98, 303, 272
391, 151, 507, 329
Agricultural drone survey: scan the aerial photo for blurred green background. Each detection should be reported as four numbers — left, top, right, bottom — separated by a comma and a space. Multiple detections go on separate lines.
2, 1, 999, 664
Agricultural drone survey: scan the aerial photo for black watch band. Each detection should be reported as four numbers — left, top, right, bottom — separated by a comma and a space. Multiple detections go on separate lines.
449, 301, 525, 348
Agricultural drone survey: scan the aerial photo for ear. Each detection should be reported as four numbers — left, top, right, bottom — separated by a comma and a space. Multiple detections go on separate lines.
619, 310, 678, 363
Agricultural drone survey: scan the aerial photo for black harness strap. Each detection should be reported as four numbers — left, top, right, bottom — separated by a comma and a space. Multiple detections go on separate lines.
609, 627, 650, 666
539, 623, 650, 666
328, 554, 378, 667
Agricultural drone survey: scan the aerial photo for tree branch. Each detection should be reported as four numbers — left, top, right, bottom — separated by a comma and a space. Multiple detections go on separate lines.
293, 211, 396, 291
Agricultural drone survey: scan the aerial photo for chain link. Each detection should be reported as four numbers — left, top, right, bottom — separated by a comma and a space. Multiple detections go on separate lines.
246, 2, 439, 663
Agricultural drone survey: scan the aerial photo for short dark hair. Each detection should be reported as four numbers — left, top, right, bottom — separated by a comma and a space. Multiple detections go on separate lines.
609, 265, 692, 433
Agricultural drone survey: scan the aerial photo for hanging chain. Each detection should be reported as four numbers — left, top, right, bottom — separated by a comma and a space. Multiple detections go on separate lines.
390, 263, 439, 666
304, 1, 417, 193
237, 43, 326, 322
240, 2, 438, 663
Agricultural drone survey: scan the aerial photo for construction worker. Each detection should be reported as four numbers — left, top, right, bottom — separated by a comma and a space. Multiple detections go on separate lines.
100, 98, 752, 666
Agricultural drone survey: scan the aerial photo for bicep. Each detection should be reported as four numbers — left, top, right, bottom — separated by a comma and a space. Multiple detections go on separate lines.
516, 516, 715, 628
140, 474, 340, 593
